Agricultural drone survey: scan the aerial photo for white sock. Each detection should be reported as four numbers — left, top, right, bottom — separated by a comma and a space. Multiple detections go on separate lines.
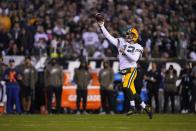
130, 101, 135, 107
140, 101, 146, 109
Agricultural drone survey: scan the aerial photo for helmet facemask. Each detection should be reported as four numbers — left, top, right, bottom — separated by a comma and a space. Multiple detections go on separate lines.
125, 27, 139, 43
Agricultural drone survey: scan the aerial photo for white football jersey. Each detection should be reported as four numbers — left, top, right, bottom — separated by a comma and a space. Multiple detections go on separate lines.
117, 38, 143, 70
100, 25, 143, 70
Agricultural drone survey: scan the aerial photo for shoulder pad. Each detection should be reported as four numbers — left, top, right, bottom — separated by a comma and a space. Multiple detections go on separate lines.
135, 44, 143, 53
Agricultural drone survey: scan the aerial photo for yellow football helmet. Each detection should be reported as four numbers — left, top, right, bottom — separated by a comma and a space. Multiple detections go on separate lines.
126, 27, 139, 43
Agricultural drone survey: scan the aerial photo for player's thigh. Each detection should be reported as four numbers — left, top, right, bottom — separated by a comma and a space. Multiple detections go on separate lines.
123, 68, 137, 88
122, 73, 132, 88
129, 71, 137, 94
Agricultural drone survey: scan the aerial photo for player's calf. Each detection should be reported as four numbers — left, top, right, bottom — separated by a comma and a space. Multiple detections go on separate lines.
144, 105, 153, 119
126, 106, 136, 116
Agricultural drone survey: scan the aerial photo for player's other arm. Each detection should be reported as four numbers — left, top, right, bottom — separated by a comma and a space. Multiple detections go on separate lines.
95, 13, 118, 47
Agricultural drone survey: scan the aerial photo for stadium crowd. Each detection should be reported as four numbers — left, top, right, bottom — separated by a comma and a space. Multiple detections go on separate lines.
0, 0, 195, 60
0, 0, 196, 114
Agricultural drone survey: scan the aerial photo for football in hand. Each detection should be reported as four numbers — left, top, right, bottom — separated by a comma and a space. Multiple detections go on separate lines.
95, 13, 104, 22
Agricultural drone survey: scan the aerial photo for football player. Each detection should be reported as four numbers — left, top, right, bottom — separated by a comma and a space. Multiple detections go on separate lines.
96, 13, 152, 119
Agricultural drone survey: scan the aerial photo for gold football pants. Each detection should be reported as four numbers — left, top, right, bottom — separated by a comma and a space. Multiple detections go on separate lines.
122, 68, 137, 95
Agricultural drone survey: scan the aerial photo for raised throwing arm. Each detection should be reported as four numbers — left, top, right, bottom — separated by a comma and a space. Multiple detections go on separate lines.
96, 13, 118, 47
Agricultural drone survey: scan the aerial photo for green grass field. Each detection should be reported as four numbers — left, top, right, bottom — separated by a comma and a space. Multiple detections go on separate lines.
0, 114, 196, 131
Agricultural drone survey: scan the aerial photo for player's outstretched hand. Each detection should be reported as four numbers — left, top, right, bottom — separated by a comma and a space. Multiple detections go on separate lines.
95, 13, 104, 26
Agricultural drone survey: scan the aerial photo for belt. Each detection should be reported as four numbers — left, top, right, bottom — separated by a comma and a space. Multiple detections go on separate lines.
119, 68, 135, 75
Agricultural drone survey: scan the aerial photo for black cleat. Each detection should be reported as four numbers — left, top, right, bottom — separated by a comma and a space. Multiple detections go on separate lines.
126, 107, 136, 116
144, 105, 153, 119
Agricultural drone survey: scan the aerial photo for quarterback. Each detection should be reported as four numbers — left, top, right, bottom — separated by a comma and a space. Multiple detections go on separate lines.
96, 13, 152, 119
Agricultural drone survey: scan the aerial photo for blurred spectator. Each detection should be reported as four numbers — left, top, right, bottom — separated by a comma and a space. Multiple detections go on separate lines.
44, 58, 63, 114
0, 7, 11, 32
53, 19, 69, 37
18, 56, 38, 113
179, 64, 192, 114
10, 22, 21, 43
18, 28, 34, 55
82, 27, 100, 56
0, 25, 10, 54
144, 63, 160, 113
190, 66, 196, 113
0, 80, 6, 108
0, 56, 6, 106
7, 40, 21, 55
189, 41, 196, 61
3, 59, 21, 114
49, 36, 63, 58
0, 0, 195, 59
164, 65, 177, 113
74, 60, 91, 114
178, 32, 188, 59
34, 26, 48, 56
99, 60, 115, 114
0, 56, 6, 81
158, 64, 166, 112
62, 34, 78, 60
